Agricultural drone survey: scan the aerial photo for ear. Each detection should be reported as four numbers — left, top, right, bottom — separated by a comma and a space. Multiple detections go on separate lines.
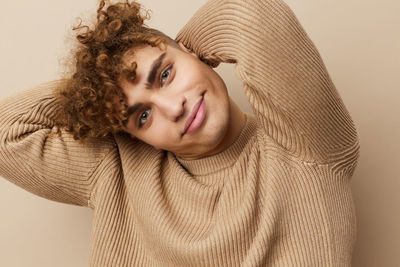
178, 42, 198, 58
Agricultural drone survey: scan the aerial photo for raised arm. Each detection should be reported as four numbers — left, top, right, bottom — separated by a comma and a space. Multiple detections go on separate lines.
176, 0, 360, 164
0, 80, 117, 207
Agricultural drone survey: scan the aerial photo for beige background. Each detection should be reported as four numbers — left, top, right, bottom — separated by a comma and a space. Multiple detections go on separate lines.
0, 0, 399, 266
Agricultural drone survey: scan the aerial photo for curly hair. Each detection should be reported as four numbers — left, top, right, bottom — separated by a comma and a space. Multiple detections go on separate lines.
54, 0, 178, 141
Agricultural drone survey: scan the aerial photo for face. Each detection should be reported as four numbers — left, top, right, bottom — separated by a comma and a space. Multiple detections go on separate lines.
118, 42, 232, 160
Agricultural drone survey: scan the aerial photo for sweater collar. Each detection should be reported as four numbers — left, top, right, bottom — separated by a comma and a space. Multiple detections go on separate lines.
173, 113, 257, 176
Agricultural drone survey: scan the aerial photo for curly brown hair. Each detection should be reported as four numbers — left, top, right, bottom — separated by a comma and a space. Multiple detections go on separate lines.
54, 0, 178, 141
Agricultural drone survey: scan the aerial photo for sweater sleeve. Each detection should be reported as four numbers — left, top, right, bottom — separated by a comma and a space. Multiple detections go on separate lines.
0, 80, 117, 207
176, 0, 360, 164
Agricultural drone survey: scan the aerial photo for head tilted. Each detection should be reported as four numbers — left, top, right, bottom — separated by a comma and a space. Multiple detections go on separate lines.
55, 0, 178, 141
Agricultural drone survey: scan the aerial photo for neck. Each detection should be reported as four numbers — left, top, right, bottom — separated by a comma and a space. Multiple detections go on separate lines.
223, 98, 246, 147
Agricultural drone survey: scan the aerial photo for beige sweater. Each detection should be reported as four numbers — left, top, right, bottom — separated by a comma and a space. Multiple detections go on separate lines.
0, 0, 360, 266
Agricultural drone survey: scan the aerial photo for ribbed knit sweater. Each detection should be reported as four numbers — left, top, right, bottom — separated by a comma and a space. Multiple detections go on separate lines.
0, 0, 360, 266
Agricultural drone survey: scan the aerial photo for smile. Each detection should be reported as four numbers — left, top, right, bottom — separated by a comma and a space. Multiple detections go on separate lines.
184, 96, 206, 135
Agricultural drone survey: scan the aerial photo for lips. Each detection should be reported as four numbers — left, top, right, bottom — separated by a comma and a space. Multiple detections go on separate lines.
184, 96, 205, 134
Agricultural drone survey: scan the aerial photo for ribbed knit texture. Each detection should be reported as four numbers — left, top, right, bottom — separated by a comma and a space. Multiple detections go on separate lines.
0, 0, 360, 266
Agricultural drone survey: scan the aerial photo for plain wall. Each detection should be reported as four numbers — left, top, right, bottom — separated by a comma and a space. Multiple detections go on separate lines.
0, 0, 399, 266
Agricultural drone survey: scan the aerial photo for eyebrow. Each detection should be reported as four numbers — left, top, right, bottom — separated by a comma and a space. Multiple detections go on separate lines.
126, 52, 167, 121
145, 52, 167, 89
126, 102, 144, 121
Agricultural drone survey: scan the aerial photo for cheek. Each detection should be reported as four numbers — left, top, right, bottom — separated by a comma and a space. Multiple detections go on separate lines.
140, 119, 177, 149
178, 61, 208, 85
175, 70, 198, 89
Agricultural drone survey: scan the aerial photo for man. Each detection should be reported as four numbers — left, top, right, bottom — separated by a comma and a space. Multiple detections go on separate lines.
0, 0, 360, 266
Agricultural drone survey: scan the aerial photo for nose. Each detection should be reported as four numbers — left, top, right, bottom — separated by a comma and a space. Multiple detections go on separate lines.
153, 93, 186, 122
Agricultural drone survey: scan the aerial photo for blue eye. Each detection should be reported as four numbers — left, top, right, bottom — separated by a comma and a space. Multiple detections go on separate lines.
139, 109, 151, 127
161, 67, 171, 84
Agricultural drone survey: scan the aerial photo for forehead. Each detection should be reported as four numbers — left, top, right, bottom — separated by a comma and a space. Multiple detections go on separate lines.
123, 42, 183, 66
123, 45, 163, 68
